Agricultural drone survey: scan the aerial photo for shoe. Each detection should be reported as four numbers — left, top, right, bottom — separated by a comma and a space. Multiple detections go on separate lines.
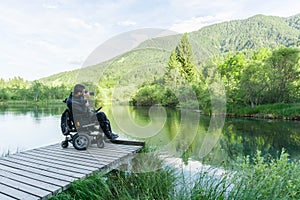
110, 133, 119, 140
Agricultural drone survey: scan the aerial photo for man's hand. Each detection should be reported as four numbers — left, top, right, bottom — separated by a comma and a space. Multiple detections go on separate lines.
83, 92, 90, 100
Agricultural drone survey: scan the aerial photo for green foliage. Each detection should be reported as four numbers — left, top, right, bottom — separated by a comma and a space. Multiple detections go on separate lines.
175, 33, 197, 82
229, 150, 300, 199
130, 84, 179, 107
0, 77, 70, 102
217, 46, 300, 108
227, 103, 300, 119
165, 33, 198, 87
132, 38, 300, 115
266, 47, 300, 103
191, 14, 300, 55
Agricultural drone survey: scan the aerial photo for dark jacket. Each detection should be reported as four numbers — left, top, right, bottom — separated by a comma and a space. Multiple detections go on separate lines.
66, 92, 89, 114
66, 92, 94, 125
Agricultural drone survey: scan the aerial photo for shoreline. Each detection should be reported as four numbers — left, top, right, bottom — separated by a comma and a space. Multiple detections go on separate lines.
0, 100, 62, 105
1, 100, 300, 121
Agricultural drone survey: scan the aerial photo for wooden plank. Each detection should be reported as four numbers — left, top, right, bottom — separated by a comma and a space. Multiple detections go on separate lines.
0, 170, 61, 194
8, 155, 94, 175
0, 192, 16, 200
48, 142, 141, 152
0, 161, 74, 183
13, 152, 100, 172
45, 143, 131, 155
47, 144, 136, 159
38, 146, 124, 163
105, 145, 142, 152
1, 157, 88, 178
0, 183, 38, 200
0, 165, 68, 189
30, 148, 110, 166
0, 176, 51, 199
34, 149, 115, 165
92, 143, 143, 153
92, 146, 141, 154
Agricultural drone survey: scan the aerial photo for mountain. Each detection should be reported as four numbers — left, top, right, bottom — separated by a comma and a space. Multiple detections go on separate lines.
40, 14, 300, 94
189, 14, 300, 54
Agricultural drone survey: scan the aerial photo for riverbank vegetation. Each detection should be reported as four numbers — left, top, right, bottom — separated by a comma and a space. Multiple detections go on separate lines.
0, 77, 70, 102
50, 149, 299, 200
130, 33, 300, 119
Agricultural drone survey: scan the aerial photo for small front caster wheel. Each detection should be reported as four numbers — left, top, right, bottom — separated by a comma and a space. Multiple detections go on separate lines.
97, 139, 105, 148
61, 140, 69, 148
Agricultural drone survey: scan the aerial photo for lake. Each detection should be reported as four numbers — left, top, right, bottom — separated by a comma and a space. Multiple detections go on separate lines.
1, 104, 299, 166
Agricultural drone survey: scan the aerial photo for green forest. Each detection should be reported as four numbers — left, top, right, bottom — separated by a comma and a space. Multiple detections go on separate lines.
0, 77, 70, 102
130, 33, 300, 117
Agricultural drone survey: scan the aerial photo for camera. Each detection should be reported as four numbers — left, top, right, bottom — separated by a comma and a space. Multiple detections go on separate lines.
85, 90, 94, 96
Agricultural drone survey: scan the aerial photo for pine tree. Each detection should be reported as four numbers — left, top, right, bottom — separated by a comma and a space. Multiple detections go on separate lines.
175, 33, 197, 82
164, 33, 198, 87
165, 51, 182, 89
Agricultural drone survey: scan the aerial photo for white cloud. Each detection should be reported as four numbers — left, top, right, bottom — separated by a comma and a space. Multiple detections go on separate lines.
66, 17, 93, 29
169, 13, 234, 33
117, 20, 137, 27
42, 2, 61, 9
66, 55, 85, 65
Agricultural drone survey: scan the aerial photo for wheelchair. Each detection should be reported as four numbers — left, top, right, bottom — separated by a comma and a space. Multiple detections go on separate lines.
60, 105, 105, 150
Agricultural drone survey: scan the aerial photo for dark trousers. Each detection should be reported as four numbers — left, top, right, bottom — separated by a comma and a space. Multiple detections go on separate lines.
95, 112, 112, 135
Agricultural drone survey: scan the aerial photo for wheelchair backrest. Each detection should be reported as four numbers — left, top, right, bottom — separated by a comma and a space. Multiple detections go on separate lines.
61, 108, 76, 135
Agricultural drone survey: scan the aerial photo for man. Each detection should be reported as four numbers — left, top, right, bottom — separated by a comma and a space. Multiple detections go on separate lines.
66, 84, 118, 140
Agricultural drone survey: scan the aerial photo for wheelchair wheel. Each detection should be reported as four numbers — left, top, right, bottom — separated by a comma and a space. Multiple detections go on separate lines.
61, 140, 69, 148
73, 133, 90, 150
97, 139, 105, 148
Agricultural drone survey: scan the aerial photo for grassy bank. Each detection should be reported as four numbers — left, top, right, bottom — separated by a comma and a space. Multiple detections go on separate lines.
50, 150, 300, 200
0, 99, 63, 105
227, 103, 300, 120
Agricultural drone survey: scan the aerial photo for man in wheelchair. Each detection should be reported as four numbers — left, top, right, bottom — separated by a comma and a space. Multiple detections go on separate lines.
66, 84, 119, 141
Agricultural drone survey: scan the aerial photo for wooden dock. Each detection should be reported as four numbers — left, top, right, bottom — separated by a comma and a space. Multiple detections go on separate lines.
0, 141, 144, 200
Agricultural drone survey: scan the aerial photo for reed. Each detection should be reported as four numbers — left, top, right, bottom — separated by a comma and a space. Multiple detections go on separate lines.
50, 149, 300, 200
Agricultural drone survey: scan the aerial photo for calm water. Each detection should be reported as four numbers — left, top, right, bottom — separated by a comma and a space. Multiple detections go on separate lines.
1, 104, 299, 165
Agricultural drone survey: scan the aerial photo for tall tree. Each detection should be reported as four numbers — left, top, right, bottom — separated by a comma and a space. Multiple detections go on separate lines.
266, 47, 300, 103
239, 48, 272, 107
175, 33, 197, 82
165, 33, 198, 86
217, 53, 246, 102
164, 51, 182, 89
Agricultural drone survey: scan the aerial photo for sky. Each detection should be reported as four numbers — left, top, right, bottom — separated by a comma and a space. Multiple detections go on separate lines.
0, 0, 299, 81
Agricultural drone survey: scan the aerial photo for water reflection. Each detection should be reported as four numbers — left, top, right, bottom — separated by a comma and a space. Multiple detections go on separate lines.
0, 104, 66, 117
220, 118, 300, 161
108, 106, 300, 165
1, 105, 300, 166
0, 104, 65, 154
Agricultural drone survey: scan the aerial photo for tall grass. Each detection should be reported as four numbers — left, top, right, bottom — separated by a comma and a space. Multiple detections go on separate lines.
1, 149, 20, 157
50, 150, 300, 200
228, 103, 300, 119
228, 150, 300, 199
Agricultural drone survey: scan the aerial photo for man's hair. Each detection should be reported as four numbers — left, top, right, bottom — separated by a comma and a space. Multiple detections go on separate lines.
73, 84, 85, 94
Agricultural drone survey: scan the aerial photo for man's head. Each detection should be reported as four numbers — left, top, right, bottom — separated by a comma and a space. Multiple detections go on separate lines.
73, 84, 85, 96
